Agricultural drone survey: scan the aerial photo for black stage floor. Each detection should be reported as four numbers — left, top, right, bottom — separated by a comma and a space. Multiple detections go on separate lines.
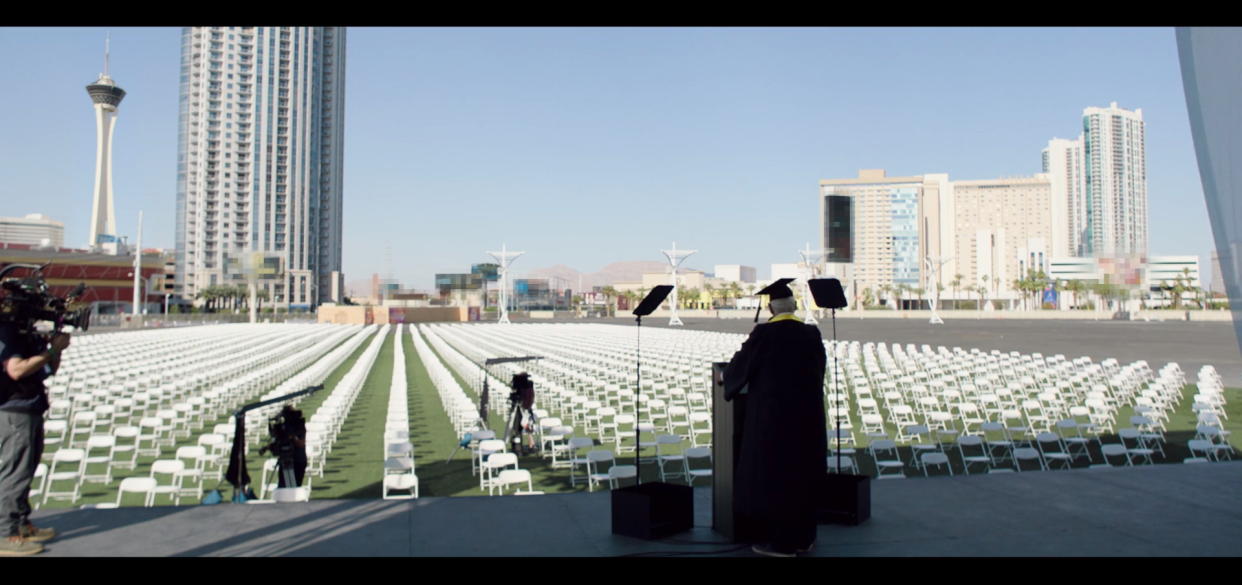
31, 461, 1242, 556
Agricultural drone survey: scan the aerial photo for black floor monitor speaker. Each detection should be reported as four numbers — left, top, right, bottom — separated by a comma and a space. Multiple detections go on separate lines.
611, 482, 694, 540
819, 473, 871, 526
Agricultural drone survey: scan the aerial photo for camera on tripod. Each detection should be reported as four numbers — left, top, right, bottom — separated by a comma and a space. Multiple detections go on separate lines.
0, 263, 91, 333
507, 372, 536, 455
258, 405, 306, 487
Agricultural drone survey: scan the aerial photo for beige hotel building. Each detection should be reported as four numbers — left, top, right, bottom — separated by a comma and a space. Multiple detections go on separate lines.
820, 170, 1056, 304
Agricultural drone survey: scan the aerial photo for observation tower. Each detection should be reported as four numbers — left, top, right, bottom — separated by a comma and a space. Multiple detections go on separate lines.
86, 36, 126, 246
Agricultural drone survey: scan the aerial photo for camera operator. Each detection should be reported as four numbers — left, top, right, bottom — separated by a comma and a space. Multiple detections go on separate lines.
511, 373, 536, 453
274, 405, 308, 488
0, 323, 68, 556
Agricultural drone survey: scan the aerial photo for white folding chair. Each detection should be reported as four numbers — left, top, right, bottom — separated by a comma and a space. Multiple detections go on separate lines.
382, 474, 420, 500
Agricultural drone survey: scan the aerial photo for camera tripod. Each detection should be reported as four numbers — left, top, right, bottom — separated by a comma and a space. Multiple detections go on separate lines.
502, 398, 536, 456
277, 454, 298, 488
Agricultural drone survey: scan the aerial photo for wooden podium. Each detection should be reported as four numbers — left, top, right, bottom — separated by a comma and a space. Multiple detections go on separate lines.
711, 362, 764, 543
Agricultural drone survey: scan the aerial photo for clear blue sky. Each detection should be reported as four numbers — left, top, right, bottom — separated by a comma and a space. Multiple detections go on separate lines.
0, 27, 1214, 289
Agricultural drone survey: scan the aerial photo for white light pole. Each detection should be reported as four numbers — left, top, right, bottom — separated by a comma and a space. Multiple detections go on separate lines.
925, 255, 953, 324
797, 243, 824, 325
661, 242, 696, 326
488, 244, 524, 324
132, 211, 142, 316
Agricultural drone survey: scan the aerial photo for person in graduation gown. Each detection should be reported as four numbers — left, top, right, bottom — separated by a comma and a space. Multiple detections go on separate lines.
723, 280, 827, 557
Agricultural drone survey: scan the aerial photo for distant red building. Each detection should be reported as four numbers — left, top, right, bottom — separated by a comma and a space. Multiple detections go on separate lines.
0, 242, 166, 310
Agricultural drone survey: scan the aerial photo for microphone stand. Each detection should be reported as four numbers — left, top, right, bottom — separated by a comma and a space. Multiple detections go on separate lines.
833, 307, 841, 475
634, 312, 643, 484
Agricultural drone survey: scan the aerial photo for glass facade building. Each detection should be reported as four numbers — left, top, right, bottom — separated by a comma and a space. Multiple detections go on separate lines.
823, 194, 853, 263
891, 187, 920, 285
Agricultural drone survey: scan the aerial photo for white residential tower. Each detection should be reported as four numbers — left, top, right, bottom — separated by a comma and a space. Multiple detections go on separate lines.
174, 26, 346, 309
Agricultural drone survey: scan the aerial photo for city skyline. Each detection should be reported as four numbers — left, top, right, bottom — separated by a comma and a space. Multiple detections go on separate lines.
0, 27, 1213, 291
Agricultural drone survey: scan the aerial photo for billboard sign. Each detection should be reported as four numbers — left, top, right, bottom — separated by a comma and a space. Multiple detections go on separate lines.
1042, 287, 1057, 306
224, 252, 284, 281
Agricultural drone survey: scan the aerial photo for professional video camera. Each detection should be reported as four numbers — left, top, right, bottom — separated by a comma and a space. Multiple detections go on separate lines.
0, 263, 91, 333
258, 405, 306, 487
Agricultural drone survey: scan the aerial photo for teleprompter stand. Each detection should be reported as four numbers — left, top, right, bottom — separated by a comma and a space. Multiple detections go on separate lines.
611, 285, 694, 540
808, 278, 871, 526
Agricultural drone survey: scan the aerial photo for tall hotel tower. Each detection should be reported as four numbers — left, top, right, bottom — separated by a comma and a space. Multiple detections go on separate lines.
174, 27, 346, 308
1081, 102, 1147, 257
86, 38, 125, 246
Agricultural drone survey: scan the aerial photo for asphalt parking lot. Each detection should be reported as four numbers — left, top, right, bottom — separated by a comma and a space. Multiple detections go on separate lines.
565, 316, 1242, 384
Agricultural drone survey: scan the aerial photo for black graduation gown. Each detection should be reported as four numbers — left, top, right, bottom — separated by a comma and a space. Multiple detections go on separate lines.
723, 318, 827, 524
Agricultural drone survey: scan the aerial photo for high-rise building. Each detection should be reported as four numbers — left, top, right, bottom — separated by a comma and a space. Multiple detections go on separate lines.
86, 38, 125, 247
819, 169, 926, 294
0, 214, 65, 247
950, 175, 1053, 293
1042, 136, 1084, 258
1081, 102, 1147, 256
174, 27, 346, 309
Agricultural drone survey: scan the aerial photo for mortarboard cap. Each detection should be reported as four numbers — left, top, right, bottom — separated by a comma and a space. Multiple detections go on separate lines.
756, 278, 795, 300
754, 278, 796, 322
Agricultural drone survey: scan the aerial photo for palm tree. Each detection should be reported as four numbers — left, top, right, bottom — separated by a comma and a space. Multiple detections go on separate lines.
861, 287, 875, 308
951, 274, 963, 310
256, 288, 271, 313
1063, 279, 1082, 310
197, 285, 220, 313
678, 287, 694, 309
1171, 273, 1189, 309
878, 284, 892, 309
1012, 278, 1026, 310
893, 284, 908, 310
728, 281, 743, 309
600, 286, 618, 318
911, 287, 926, 310
703, 283, 715, 309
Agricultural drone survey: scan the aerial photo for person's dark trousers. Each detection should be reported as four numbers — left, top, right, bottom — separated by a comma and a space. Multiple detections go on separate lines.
768, 520, 817, 553
0, 411, 44, 536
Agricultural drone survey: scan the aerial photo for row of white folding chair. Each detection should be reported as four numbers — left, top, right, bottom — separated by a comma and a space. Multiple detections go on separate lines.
47, 326, 356, 470
49, 328, 314, 423
412, 326, 480, 438
240, 325, 370, 446
295, 325, 387, 481
383, 327, 417, 497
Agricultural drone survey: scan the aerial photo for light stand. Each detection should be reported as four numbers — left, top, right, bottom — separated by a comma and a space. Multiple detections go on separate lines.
612, 285, 693, 540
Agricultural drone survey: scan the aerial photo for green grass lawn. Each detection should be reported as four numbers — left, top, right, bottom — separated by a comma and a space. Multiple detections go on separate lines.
307, 330, 394, 499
